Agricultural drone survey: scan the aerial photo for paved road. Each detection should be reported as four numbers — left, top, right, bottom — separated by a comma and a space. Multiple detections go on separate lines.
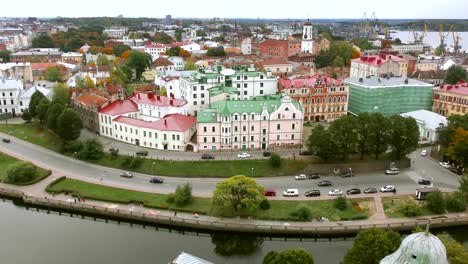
0, 132, 461, 197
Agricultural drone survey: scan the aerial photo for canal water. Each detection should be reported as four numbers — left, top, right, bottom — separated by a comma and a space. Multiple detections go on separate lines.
0, 199, 466, 264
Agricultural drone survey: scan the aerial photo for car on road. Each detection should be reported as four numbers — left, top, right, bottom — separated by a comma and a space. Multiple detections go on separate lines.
295, 174, 307, 180
263, 189, 276, 197
340, 171, 353, 178
120, 171, 134, 178
439, 162, 450, 168
2, 138, 10, 143
201, 154, 215, 160
307, 174, 321, 179
304, 190, 321, 197
136, 150, 149, 157
283, 189, 299, 197
328, 189, 343, 196
149, 177, 163, 184
449, 167, 463, 175
237, 152, 251, 158
380, 185, 396, 193
420, 149, 428, 156
346, 188, 361, 195
317, 180, 332, 187
262, 151, 272, 157
418, 178, 432, 185
385, 168, 399, 175
363, 187, 378, 194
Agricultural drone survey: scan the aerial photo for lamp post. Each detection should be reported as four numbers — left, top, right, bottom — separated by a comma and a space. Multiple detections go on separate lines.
349, 167, 353, 187
251, 167, 254, 177
152, 162, 156, 175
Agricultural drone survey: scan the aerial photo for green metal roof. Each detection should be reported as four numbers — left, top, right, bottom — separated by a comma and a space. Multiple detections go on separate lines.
208, 85, 239, 97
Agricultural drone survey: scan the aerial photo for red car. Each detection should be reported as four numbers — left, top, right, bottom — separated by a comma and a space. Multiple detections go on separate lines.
263, 189, 276, 197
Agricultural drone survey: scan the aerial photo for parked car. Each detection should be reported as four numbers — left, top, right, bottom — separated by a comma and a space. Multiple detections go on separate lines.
363, 187, 378, 194
2, 138, 10, 143
295, 174, 307, 180
262, 151, 272, 157
136, 150, 149, 157
328, 189, 343, 196
340, 172, 353, 178
385, 168, 399, 175
304, 190, 321, 197
439, 162, 450, 168
318, 180, 333, 187
149, 177, 163, 184
307, 174, 321, 179
120, 171, 134, 178
449, 167, 463, 175
263, 189, 276, 197
420, 150, 428, 156
237, 152, 251, 158
380, 185, 396, 193
201, 154, 215, 160
346, 188, 361, 195
283, 189, 299, 197
418, 178, 432, 185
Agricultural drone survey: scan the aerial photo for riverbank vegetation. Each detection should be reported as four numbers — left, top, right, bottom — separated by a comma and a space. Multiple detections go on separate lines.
0, 152, 51, 185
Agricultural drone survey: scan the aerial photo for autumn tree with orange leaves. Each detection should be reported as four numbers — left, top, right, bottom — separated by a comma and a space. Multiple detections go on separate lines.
448, 128, 468, 166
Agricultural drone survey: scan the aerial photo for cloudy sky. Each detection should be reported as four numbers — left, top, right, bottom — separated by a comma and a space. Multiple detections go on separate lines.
2, 0, 467, 19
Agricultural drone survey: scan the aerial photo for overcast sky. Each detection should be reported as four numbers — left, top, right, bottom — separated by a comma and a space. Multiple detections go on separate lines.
2, 0, 467, 19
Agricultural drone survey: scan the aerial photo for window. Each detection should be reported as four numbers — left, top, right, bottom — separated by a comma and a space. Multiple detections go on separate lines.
193, 94, 197, 99
243, 91, 247, 96
164, 134, 167, 140
237, 84, 240, 88
277, 135, 280, 140
201, 93, 205, 98
292, 134, 295, 140
251, 114, 254, 120
293, 113, 296, 119
193, 86, 197, 91
204, 137, 207, 143
243, 114, 247, 121
234, 115, 238, 121
242, 136, 246, 142
292, 123, 295, 130
277, 113, 281, 119
285, 107, 289, 111
212, 126, 215, 132
244, 84, 247, 88
234, 126, 238, 132
251, 136, 254, 141
237, 76, 240, 80
260, 90, 263, 95
143, 131, 146, 137
193, 101, 197, 105
201, 86, 204, 90
260, 75, 264, 79
212, 137, 215, 143
172, 135, 175, 140
277, 124, 281, 130
20, 101, 23, 106
234, 137, 238, 142
251, 125, 254, 131
243, 126, 246, 132
203, 126, 207, 132
9, 92, 12, 97
244, 76, 247, 80
201, 101, 205, 105
260, 83, 264, 87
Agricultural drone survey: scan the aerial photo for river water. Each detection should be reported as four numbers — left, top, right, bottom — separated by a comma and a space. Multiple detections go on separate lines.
0, 198, 466, 264
391, 31, 468, 52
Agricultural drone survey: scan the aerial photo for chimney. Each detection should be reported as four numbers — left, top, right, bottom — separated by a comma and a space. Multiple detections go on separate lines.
148, 92, 154, 99
170, 99, 174, 106
156, 95, 160, 100
137, 93, 141, 99
377, 59, 382, 64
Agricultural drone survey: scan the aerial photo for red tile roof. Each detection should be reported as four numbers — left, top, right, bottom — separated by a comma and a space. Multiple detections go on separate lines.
434, 81, 468, 96
279, 74, 343, 89
99, 99, 139, 116
106, 84, 123, 94
262, 58, 291, 66
145, 43, 167, 49
113, 114, 196, 132
152, 57, 174, 67
75, 93, 108, 107
352, 53, 406, 66
31, 63, 60, 70
130, 92, 187, 107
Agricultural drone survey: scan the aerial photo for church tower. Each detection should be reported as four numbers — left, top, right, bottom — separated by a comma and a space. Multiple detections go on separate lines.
301, 19, 314, 53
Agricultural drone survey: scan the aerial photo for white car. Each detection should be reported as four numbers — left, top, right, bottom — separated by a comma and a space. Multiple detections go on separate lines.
295, 174, 307, 180
380, 185, 396, 193
283, 189, 299, 197
237, 152, 251, 158
420, 150, 428, 156
385, 168, 399, 175
439, 162, 450, 168
328, 189, 343, 196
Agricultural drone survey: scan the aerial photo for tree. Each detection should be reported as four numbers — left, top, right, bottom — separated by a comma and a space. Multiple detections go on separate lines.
29, 90, 46, 117
334, 197, 348, 210
387, 115, 419, 160
329, 115, 358, 160
368, 113, 390, 159
77, 139, 104, 160
110, 66, 129, 86
270, 153, 281, 168
446, 65, 468, 84
175, 29, 183, 42
154, 32, 174, 44
425, 191, 446, 214
178, 48, 191, 58
120, 65, 133, 81
36, 98, 50, 124
45, 66, 62, 82
447, 128, 468, 167
353, 38, 378, 51
393, 38, 402, 45
460, 174, 468, 199
96, 54, 110, 66
0, 50, 11, 62
52, 83, 70, 105
159, 86, 167, 96
211, 175, 264, 216
5, 161, 37, 184
184, 58, 196, 70
56, 108, 83, 141
446, 192, 466, 212
74, 75, 86, 88
31, 33, 55, 48
263, 248, 314, 264
21, 109, 32, 122
351, 48, 361, 59
85, 75, 95, 88
207, 46, 226, 57
438, 114, 468, 147
307, 125, 336, 161
290, 204, 313, 221
435, 46, 446, 56
113, 45, 131, 57
126, 51, 152, 80
356, 113, 371, 160
173, 183, 193, 206
438, 233, 468, 264
46, 102, 65, 132
343, 228, 401, 264
332, 56, 344, 68
166, 46, 181, 56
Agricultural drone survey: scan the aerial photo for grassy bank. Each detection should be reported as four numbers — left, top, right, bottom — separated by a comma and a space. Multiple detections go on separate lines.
46, 178, 372, 221
0, 152, 51, 185
0, 122, 61, 152
382, 195, 434, 218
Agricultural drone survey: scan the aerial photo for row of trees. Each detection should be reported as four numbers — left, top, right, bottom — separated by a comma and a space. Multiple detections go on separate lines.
314, 41, 359, 69
438, 113, 468, 167
307, 113, 419, 161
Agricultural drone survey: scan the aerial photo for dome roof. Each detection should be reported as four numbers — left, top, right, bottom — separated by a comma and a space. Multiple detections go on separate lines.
380, 232, 448, 264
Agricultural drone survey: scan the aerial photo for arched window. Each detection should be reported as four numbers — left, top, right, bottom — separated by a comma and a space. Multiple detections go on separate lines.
285, 107, 289, 111
317, 98, 320, 103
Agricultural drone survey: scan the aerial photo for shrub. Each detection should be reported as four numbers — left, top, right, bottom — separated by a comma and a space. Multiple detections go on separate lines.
259, 199, 271, 210
334, 197, 348, 210
446, 192, 466, 213
120, 156, 143, 170
270, 153, 281, 168
425, 191, 446, 214
166, 194, 175, 204
109, 148, 119, 159
402, 203, 422, 217
173, 183, 193, 206
5, 162, 37, 184
290, 204, 313, 221
61, 140, 83, 154
77, 139, 104, 160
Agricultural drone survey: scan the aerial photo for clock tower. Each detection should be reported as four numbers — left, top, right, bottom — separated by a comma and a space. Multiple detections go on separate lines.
301, 19, 314, 53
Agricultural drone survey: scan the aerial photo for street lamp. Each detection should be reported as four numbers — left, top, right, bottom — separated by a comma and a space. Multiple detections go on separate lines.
251, 167, 254, 177
349, 167, 353, 187
152, 162, 156, 175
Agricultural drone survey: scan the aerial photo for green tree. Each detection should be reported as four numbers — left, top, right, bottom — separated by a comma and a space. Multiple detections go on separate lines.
0, 50, 11, 62
5, 161, 37, 184
438, 114, 468, 147
56, 108, 83, 141
207, 46, 226, 57
52, 83, 70, 105
31, 33, 55, 48
434, 47, 446, 56
393, 38, 402, 45
126, 51, 152, 80
447, 128, 468, 167
343, 228, 401, 264
290, 204, 313, 221
438, 233, 468, 264
173, 183, 193, 206
353, 38, 378, 51
77, 139, 104, 160
111, 66, 129, 86
29, 90, 46, 117
329, 115, 358, 160
154, 32, 174, 44
446, 65, 468, 85
307, 125, 336, 161
270, 153, 281, 168
184, 58, 197, 70
113, 45, 131, 57
175, 29, 183, 42
425, 191, 446, 214
46, 102, 65, 132
460, 174, 468, 199
45, 66, 62, 82
334, 197, 348, 210
263, 248, 314, 264
21, 109, 32, 122
356, 113, 372, 160
388, 115, 419, 160
36, 98, 50, 124
368, 113, 390, 159
159, 86, 167, 96
166, 46, 181, 56
74, 75, 86, 89
120, 65, 133, 81
96, 54, 110, 66
402, 203, 422, 217
211, 175, 264, 216
446, 192, 466, 212
332, 56, 344, 68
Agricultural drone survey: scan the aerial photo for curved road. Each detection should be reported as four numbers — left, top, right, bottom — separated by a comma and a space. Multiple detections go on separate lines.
0, 132, 460, 197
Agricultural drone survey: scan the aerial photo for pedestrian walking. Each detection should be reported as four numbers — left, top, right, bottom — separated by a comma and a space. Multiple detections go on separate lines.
174, 211, 177, 216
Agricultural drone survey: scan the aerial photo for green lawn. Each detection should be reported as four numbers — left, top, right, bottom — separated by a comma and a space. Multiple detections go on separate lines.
0, 152, 51, 185
0, 122, 61, 152
382, 195, 434, 218
46, 178, 372, 221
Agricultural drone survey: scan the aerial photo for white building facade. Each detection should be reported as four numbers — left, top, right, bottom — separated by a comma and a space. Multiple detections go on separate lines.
301, 21, 314, 53
0, 78, 23, 116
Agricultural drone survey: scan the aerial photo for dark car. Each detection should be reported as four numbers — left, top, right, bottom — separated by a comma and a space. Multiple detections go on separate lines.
346, 188, 361, 195
340, 172, 353, 178
149, 177, 163, 184
317, 180, 332, 187
449, 167, 463, 175
308, 174, 321, 179
262, 151, 272, 157
136, 150, 149, 157
263, 189, 276, 197
2, 138, 10, 143
305, 190, 321, 197
201, 154, 215, 160
418, 178, 432, 185
363, 187, 378, 194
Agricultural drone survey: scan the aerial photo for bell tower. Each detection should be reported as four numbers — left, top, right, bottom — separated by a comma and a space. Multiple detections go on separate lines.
301, 19, 314, 53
